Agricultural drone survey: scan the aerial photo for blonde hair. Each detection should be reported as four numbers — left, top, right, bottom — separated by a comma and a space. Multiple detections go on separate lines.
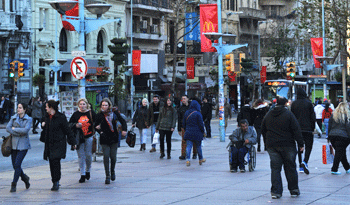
332, 102, 350, 124
142, 98, 149, 107
77, 98, 91, 110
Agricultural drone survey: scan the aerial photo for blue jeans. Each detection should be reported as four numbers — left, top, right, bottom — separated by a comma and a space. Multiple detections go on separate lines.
11, 149, 28, 183
186, 140, 203, 161
150, 123, 156, 148
324, 118, 329, 137
230, 146, 248, 169
267, 147, 299, 195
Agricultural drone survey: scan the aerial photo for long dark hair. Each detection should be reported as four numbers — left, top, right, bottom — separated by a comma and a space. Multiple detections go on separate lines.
162, 97, 173, 116
47, 100, 60, 112
325, 103, 330, 112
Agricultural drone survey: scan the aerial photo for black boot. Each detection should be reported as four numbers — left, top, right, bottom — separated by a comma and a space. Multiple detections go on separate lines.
105, 176, 111, 184
85, 172, 90, 180
257, 144, 261, 152
79, 175, 86, 183
111, 171, 116, 181
143, 143, 146, 150
167, 153, 171, 159
22, 174, 30, 189
160, 152, 165, 159
10, 182, 16, 192
140, 144, 143, 151
51, 181, 59, 191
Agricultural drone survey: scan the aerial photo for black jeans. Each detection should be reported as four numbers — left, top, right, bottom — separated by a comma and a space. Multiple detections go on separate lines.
204, 120, 211, 138
159, 130, 173, 155
298, 132, 314, 165
49, 158, 61, 183
32, 118, 41, 131
267, 147, 299, 195
330, 139, 350, 172
11, 149, 28, 183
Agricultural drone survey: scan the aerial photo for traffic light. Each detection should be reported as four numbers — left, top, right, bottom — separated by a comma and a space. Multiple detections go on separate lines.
286, 62, 296, 80
239, 53, 245, 72
18, 62, 24, 78
224, 53, 234, 71
9, 62, 15, 78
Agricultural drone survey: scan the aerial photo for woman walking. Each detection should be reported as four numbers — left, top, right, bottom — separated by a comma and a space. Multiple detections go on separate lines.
69, 98, 96, 183
183, 100, 206, 166
322, 102, 333, 139
252, 99, 268, 152
95, 98, 127, 184
156, 97, 177, 159
31, 97, 42, 134
40, 100, 76, 191
132, 98, 150, 151
6, 103, 32, 192
328, 102, 350, 175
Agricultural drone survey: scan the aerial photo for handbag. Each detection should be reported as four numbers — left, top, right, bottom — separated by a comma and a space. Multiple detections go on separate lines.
1, 135, 12, 157
322, 143, 334, 164
126, 127, 136, 148
152, 132, 160, 144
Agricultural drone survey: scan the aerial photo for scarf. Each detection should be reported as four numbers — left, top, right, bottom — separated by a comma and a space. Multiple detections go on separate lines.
103, 110, 114, 132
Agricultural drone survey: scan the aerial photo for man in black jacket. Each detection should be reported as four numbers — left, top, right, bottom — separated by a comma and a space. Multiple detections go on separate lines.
201, 97, 212, 138
149, 95, 163, 152
237, 99, 253, 126
291, 88, 316, 175
261, 96, 304, 199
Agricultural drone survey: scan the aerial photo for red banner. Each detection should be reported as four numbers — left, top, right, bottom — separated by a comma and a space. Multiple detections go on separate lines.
132, 50, 141, 75
260, 66, 267, 83
200, 4, 218, 52
310, 38, 323, 68
61, 0, 78, 31
228, 71, 236, 82
186, 58, 195, 79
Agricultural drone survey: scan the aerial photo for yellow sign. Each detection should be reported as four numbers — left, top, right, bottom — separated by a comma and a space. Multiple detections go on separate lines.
203, 21, 215, 32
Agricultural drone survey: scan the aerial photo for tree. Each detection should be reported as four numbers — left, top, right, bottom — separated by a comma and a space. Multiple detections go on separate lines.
32, 73, 46, 97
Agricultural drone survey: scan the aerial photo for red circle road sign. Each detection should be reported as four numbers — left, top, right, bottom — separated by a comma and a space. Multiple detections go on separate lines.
70, 57, 88, 79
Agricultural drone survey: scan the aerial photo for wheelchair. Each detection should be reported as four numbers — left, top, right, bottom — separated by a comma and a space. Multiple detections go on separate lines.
228, 144, 256, 172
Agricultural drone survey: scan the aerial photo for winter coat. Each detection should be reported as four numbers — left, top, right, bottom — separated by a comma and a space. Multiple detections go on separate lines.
251, 104, 268, 130
261, 105, 304, 148
6, 114, 32, 150
132, 105, 150, 129
95, 112, 120, 145
229, 126, 257, 149
183, 100, 205, 142
291, 88, 316, 132
177, 104, 190, 131
328, 115, 350, 141
69, 110, 97, 149
314, 104, 325, 120
237, 105, 253, 125
156, 106, 177, 131
40, 112, 76, 160
149, 101, 164, 125
201, 102, 213, 122
32, 101, 42, 119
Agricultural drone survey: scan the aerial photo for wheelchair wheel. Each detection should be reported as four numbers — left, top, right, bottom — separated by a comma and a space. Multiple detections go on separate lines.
249, 146, 256, 172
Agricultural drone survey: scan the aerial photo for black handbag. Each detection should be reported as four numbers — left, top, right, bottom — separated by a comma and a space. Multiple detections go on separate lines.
126, 127, 136, 148
1, 135, 12, 157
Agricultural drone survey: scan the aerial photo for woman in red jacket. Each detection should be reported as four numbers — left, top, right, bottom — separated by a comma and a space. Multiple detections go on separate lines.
322, 102, 333, 139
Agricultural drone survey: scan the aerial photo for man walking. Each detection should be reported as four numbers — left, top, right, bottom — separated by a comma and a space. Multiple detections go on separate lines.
261, 96, 304, 199
291, 88, 316, 174
149, 95, 163, 152
201, 97, 212, 138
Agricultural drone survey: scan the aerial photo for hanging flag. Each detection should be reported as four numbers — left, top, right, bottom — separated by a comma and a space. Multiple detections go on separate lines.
186, 58, 195, 79
228, 71, 236, 82
260, 66, 267, 83
132, 50, 141, 75
61, 0, 79, 31
185, 12, 199, 41
310, 38, 323, 68
200, 4, 218, 52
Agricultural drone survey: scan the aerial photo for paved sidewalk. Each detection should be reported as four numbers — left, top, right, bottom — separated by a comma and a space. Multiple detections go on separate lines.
1, 123, 350, 204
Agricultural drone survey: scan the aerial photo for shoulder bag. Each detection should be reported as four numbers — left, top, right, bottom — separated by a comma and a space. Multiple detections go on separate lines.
126, 127, 136, 148
1, 135, 12, 157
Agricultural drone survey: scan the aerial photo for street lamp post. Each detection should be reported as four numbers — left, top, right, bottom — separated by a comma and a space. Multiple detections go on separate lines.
322, 0, 327, 99
49, 0, 121, 99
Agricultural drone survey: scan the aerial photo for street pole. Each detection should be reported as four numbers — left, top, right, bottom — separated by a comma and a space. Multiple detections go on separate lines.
184, 4, 188, 95
54, 11, 58, 100
217, 0, 225, 142
130, 0, 134, 116
258, 26, 261, 99
322, 0, 327, 99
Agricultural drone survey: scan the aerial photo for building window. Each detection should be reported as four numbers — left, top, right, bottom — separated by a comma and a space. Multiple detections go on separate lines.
39, 8, 49, 30
59, 29, 68, 52
97, 31, 103, 53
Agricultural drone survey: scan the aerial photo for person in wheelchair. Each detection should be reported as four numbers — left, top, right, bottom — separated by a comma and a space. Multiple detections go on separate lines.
229, 119, 257, 172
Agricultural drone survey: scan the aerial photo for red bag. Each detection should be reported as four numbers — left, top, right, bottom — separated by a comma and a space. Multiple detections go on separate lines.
322, 143, 334, 164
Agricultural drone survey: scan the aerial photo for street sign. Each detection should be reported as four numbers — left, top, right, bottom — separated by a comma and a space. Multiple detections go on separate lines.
70, 57, 88, 79
307, 78, 327, 84
71, 50, 86, 57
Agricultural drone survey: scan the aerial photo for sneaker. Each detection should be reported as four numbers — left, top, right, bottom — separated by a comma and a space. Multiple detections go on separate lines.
331, 171, 341, 175
230, 169, 237, 173
240, 168, 246, 173
271, 194, 281, 199
290, 191, 300, 198
179, 156, 186, 160
149, 148, 156, 153
301, 161, 309, 175
199, 158, 206, 165
186, 161, 191, 167
346, 169, 350, 174
299, 167, 304, 173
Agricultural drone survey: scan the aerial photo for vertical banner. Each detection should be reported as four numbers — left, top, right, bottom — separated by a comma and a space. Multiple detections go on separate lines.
260, 66, 267, 83
132, 50, 141, 75
186, 57, 195, 79
185, 12, 199, 41
228, 71, 236, 82
310, 38, 323, 68
200, 4, 218, 52
62, 0, 79, 31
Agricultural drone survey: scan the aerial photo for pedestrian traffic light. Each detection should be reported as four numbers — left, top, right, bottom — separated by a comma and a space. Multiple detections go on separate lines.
18, 62, 25, 78
9, 62, 15, 78
224, 53, 234, 71
286, 62, 296, 81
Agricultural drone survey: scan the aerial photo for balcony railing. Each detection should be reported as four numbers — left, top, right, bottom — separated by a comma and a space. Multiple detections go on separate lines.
133, 0, 171, 9
239, 7, 266, 20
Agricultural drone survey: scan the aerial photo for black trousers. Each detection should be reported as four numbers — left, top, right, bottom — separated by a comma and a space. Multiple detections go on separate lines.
33, 118, 41, 131
331, 139, 350, 172
49, 158, 61, 183
298, 132, 314, 165
159, 130, 173, 155
204, 120, 211, 138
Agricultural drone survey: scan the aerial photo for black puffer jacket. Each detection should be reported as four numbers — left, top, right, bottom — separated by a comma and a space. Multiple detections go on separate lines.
291, 88, 316, 132
328, 115, 350, 141
132, 105, 150, 129
40, 112, 76, 160
261, 105, 304, 148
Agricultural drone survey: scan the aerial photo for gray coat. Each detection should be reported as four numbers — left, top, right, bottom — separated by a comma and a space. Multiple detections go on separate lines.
156, 107, 177, 131
6, 114, 32, 150
228, 126, 257, 149
32, 101, 42, 119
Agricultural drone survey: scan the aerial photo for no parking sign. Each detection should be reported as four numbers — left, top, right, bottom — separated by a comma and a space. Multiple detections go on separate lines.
70, 57, 88, 79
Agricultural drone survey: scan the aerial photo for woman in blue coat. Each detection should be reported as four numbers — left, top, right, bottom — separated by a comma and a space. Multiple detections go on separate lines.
183, 100, 206, 166
6, 103, 32, 192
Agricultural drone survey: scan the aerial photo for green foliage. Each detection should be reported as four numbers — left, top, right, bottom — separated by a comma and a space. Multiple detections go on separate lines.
108, 65, 128, 99
97, 57, 111, 82
240, 58, 254, 72
32, 74, 46, 87
108, 38, 129, 66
